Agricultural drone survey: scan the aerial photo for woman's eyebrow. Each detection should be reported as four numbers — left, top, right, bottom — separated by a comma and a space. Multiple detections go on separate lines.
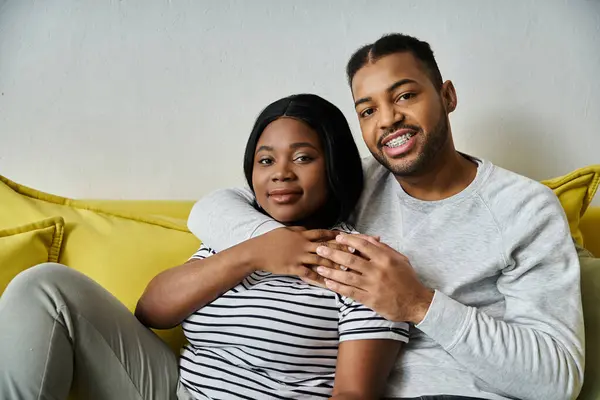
290, 142, 318, 150
255, 145, 273, 153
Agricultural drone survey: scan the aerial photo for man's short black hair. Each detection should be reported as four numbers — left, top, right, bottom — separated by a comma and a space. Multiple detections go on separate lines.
346, 33, 443, 91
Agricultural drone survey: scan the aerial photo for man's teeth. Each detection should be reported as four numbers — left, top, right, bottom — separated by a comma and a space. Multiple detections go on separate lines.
386, 133, 415, 148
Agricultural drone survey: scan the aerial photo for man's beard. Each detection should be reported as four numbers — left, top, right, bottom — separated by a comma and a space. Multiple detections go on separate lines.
372, 113, 449, 178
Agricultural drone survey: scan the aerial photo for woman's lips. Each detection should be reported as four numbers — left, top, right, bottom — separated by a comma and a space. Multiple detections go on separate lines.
268, 189, 303, 204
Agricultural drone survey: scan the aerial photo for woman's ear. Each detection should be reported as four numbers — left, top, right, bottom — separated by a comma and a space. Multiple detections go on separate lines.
441, 80, 457, 113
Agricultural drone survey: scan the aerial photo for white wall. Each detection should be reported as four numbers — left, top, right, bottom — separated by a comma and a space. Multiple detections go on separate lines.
1, 0, 599, 203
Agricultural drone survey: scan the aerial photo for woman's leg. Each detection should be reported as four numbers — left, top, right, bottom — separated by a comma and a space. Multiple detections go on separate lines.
0, 263, 179, 400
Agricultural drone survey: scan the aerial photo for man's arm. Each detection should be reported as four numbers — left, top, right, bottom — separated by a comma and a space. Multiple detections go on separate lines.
188, 187, 284, 252
415, 189, 585, 400
316, 188, 585, 400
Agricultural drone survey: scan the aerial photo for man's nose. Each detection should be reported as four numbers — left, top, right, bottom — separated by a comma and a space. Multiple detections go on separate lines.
378, 103, 404, 131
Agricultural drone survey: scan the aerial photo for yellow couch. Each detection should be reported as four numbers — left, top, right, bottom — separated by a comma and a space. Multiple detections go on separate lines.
0, 166, 599, 399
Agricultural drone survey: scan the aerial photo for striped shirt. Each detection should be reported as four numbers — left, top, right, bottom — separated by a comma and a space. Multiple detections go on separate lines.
179, 240, 409, 399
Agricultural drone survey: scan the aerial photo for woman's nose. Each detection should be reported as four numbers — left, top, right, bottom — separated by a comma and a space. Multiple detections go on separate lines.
271, 162, 295, 182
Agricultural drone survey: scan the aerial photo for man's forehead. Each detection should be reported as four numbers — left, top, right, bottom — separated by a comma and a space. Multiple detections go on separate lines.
351, 52, 428, 99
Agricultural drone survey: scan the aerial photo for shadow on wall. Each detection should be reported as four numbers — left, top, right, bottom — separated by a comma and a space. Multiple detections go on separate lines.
458, 110, 568, 182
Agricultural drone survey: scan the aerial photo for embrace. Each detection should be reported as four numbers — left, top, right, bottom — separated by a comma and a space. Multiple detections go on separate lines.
0, 34, 584, 400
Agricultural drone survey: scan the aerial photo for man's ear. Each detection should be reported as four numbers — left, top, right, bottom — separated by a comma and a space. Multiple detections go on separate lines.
441, 80, 457, 113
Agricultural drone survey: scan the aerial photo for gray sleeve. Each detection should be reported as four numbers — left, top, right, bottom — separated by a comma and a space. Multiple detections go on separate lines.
187, 187, 284, 252
416, 187, 585, 400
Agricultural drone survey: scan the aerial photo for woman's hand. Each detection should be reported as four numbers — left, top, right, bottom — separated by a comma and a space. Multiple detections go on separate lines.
243, 227, 340, 282
299, 232, 381, 288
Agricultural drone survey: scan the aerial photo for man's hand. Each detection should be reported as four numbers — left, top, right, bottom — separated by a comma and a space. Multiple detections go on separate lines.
315, 233, 434, 324
300, 231, 381, 288
242, 227, 339, 283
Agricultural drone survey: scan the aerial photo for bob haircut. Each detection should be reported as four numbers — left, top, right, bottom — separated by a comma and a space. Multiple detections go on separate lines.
243, 93, 364, 228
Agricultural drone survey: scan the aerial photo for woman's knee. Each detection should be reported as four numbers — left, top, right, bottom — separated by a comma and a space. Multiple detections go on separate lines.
6, 263, 83, 295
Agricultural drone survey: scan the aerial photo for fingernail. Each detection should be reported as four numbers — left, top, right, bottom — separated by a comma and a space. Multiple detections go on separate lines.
316, 246, 329, 256
336, 234, 345, 242
348, 246, 355, 253
325, 279, 335, 288
316, 266, 326, 275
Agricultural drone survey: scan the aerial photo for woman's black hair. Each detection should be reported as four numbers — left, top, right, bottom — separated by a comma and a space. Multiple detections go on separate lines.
243, 93, 364, 229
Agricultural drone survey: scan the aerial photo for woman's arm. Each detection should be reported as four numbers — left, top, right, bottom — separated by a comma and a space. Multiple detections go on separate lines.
135, 241, 256, 329
330, 339, 401, 400
135, 227, 339, 329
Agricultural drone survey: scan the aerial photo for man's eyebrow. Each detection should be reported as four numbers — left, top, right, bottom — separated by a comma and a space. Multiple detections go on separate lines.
354, 97, 372, 108
387, 78, 417, 93
290, 142, 318, 150
354, 78, 418, 108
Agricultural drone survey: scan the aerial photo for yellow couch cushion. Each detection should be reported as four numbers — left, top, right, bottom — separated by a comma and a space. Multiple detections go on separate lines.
541, 165, 600, 246
80, 199, 195, 221
0, 176, 200, 353
0, 217, 64, 295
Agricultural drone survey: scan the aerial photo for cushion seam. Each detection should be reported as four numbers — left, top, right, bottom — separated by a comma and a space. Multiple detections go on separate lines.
48, 220, 64, 263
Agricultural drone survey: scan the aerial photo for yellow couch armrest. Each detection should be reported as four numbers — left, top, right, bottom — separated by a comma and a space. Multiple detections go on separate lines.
581, 206, 600, 257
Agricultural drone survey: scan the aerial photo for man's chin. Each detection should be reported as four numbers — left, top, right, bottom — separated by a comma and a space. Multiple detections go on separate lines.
375, 151, 424, 177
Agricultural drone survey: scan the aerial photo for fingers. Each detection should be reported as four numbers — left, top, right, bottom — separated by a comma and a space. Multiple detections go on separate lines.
334, 233, 387, 260
314, 267, 369, 301
313, 240, 355, 255
324, 279, 368, 303
301, 253, 338, 270
351, 233, 382, 245
315, 246, 368, 274
292, 265, 324, 283
300, 273, 328, 289
316, 267, 366, 288
302, 229, 338, 243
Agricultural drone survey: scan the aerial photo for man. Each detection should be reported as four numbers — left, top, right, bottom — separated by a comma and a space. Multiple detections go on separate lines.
188, 34, 584, 400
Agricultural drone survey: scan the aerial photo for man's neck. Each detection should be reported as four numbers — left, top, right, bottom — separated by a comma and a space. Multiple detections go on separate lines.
396, 149, 478, 201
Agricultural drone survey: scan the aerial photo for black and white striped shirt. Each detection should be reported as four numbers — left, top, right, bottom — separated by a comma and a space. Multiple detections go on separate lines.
179, 242, 409, 399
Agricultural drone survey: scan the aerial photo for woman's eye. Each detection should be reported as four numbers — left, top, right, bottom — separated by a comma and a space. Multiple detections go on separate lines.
258, 158, 273, 165
294, 155, 313, 163
360, 108, 374, 118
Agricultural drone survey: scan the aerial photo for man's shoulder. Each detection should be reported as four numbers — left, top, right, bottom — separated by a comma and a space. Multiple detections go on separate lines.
355, 156, 397, 212
481, 162, 561, 224
360, 156, 396, 192
361, 155, 389, 179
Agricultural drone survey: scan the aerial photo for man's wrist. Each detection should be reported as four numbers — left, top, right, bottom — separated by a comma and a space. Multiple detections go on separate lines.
409, 288, 435, 325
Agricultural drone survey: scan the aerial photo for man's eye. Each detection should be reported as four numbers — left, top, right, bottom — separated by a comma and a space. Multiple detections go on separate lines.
360, 108, 374, 118
258, 158, 273, 165
397, 93, 415, 101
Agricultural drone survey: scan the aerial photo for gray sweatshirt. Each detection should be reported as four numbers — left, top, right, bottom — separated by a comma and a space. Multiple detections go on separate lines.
187, 156, 585, 400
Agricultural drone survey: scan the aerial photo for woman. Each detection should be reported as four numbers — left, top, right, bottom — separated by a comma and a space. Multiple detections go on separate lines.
136, 93, 408, 399
0, 94, 406, 400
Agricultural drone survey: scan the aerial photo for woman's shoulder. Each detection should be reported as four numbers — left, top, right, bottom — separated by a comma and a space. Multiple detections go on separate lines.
189, 243, 217, 261
331, 221, 359, 234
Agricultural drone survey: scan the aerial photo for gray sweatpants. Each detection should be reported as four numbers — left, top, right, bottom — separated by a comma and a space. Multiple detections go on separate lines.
0, 263, 194, 400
